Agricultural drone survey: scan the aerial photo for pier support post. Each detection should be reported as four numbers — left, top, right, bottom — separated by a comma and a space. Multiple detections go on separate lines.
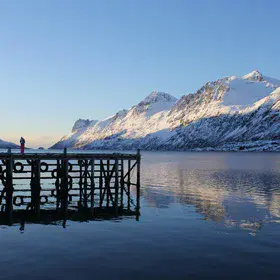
6, 150, 13, 225
127, 159, 131, 210
79, 158, 83, 208
106, 160, 110, 207
62, 148, 69, 212
34, 158, 41, 217
90, 159, 95, 211
99, 160, 103, 208
120, 159, 124, 209
136, 149, 141, 220
83, 160, 88, 207
55, 159, 61, 210
114, 158, 119, 215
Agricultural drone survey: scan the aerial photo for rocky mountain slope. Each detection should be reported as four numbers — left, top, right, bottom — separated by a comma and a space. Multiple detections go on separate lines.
51, 71, 280, 151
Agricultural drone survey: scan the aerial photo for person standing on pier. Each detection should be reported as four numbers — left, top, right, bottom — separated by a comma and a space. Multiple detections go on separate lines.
20, 137, 25, 154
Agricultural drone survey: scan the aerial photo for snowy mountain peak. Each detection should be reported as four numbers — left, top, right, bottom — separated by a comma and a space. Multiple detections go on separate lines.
243, 70, 263, 81
72, 119, 94, 132
141, 91, 177, 105
111, 109, 128, 120
116, 109, 128, 116
131, 91, 178, 116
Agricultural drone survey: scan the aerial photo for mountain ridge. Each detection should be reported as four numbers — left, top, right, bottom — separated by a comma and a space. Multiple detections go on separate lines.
51, 71, 280, 151
0, 139, 20, 149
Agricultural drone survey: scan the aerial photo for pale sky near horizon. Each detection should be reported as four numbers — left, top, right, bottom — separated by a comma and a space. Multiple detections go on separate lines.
0, 0, 279, 148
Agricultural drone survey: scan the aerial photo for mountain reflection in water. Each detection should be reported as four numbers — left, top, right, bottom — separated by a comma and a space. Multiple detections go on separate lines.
141, 152, 280, 234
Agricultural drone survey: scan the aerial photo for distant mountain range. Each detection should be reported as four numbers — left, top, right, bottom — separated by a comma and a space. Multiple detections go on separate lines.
0, 139, 19, 149
50, 70, 280, 151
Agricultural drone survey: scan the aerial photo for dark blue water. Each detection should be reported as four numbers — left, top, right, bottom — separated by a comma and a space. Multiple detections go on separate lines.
0, 151, 280, 279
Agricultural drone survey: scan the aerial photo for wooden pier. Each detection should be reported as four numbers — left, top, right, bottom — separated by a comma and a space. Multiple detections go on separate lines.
0, 149, 141, 226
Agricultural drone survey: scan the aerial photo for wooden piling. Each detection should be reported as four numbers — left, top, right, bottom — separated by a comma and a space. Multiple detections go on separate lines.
114, 158, 119, 214
90, 159, 95, 211
136, 149, 141, 220
127, 159, 131, 210
35, 158, 41, 216
106, 160, 110, 207
79, 158, 83, 207
56, 159, 60, 210
62, 148, 68, 211
120, 159, 124, 208
99, 160, 103, 207
6, 151, 13, 225
83, 160, 88, 207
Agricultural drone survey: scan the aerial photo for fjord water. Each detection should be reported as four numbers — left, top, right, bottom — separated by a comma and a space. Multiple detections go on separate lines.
0, 151, 280, 279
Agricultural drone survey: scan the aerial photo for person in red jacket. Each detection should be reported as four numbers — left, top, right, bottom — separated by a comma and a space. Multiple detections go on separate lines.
20, 137, 25, 154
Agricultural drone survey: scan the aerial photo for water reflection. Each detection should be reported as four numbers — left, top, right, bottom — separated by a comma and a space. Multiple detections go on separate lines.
0, 207, 139, 230
141, 152, 280, 234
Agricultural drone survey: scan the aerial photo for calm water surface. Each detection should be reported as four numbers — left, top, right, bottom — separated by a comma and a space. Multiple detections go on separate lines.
0, 151, 280, 279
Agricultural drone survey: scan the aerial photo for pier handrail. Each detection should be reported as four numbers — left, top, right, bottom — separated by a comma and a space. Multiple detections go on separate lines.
0, 151, 140, 160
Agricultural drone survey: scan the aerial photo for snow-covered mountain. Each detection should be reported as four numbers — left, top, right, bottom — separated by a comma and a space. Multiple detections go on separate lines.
51, 71, 280, 151
56, 118, 99, 148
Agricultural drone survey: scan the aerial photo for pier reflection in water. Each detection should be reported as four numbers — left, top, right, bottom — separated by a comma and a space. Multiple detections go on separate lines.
0, 207, 139, 231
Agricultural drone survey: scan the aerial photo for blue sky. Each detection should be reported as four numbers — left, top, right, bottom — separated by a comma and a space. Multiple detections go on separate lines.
0, 0, 279, 147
